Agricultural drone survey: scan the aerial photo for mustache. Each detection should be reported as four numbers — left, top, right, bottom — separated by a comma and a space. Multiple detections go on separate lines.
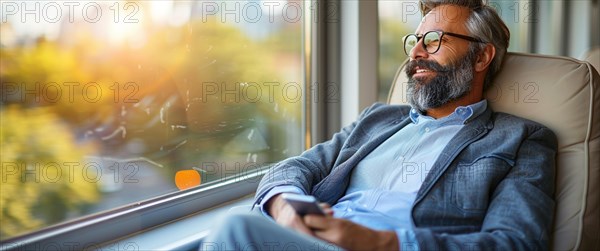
405, 59, 449, 77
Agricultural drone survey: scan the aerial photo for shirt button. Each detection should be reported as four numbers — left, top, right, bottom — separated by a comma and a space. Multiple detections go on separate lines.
425, 127, 430, 133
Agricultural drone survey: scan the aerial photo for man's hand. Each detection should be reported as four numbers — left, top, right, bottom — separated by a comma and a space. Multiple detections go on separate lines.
265, 194, 313, 235
304, 215, 399, 251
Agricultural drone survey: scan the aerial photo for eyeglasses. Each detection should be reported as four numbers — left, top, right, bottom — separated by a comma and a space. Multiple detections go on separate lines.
403, 30, 486, 56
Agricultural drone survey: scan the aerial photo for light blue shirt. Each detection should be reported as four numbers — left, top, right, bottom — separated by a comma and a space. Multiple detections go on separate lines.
260, 100, 488, 250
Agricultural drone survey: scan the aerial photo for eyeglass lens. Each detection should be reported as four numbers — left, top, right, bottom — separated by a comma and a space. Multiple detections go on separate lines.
404, 32, 442, 55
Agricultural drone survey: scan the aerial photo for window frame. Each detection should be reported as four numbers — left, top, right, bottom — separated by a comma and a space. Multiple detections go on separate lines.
0, 171, 264, 250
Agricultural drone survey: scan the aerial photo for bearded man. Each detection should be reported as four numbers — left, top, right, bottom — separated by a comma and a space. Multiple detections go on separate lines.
200, 0, 557, 250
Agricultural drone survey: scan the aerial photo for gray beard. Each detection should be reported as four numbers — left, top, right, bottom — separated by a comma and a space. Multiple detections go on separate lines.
406, 52, 476, 114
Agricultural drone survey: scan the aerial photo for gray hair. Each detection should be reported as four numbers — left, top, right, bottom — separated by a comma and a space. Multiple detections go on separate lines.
420, 0, 510, 90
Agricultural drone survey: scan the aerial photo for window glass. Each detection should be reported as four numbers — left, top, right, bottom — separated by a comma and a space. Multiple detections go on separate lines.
0, 0, 303, 240
488, 0, 532, 53
378, 0, 421, 102
567, 1, 591, 58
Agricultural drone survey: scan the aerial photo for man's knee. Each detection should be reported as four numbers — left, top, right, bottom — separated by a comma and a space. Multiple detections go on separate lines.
223, 212, 265, 229
207, 214, 265, 240
200, 213, 268, 251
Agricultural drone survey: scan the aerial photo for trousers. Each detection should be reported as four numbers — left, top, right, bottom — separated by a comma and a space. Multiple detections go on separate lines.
199, 212, 343, 251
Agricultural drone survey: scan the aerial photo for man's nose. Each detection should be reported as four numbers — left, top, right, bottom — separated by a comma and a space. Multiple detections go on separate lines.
409, 41, 429, 60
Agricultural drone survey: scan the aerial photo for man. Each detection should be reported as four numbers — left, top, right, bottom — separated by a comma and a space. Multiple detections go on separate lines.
201, 1, 557, 250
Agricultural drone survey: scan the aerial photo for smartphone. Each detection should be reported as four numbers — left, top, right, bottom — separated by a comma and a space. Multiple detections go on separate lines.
281, 193, 326, 216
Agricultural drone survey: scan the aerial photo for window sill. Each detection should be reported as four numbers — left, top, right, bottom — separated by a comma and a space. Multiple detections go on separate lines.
99, 196, 256, 251
1, 171, 263, 251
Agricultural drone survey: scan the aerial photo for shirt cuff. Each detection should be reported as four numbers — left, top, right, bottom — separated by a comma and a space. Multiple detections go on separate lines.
259, 185, 305, 219
395, 229, 419, 251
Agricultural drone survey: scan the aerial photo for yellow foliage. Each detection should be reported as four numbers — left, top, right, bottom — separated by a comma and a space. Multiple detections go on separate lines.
0, 105, 99, 239
0, 14, 303, 240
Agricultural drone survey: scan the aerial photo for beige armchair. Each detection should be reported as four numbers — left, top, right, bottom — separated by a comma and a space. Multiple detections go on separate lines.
582, 47, 599, 73
388, 52, 600, 250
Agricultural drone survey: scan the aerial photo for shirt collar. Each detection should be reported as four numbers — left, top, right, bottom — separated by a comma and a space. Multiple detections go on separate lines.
409, 99, 488, 124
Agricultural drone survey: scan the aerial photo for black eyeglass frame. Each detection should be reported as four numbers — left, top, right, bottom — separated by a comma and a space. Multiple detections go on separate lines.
402, 30, 486, 56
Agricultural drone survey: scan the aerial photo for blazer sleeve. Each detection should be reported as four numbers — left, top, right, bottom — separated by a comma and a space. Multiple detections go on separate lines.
253, 103, 384, 206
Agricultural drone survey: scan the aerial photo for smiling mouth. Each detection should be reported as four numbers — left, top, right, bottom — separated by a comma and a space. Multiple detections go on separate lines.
411, 68, 435, 77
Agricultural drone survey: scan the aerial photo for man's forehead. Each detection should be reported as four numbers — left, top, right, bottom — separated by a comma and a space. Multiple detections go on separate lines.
415, 5, 470, 34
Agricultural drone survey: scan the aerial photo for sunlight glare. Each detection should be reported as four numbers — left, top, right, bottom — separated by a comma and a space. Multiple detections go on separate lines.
107, 2, 146, 48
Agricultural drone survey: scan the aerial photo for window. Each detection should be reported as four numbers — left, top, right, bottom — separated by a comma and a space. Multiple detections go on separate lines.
535, 0, 594, 58
378, 0, 421, 102
0, 0, 303, 240
489, 0, 533, 53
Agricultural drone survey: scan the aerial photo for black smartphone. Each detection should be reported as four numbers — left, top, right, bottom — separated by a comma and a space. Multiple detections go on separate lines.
281, 193, 326, 216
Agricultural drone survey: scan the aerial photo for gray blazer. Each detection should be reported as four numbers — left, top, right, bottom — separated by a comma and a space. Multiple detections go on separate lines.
255, 103, 557, 250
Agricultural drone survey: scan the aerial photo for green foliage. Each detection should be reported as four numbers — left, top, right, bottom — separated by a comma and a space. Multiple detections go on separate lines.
0, 106, 99, 239
379, 18, 412, 102
0, 17, 302, 239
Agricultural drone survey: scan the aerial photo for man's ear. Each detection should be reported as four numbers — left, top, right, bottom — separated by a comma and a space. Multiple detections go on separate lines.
475, 44, 496, 72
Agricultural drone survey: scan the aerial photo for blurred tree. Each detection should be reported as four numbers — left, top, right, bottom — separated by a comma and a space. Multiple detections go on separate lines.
0, 12, 303, 240
0, 105, 98, 239
125, 19, 302, 177
379, 19, 411, 102
0, 39, 115, 125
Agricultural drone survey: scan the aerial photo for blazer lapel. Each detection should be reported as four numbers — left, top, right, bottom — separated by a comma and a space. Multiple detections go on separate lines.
413, 107, 494, 205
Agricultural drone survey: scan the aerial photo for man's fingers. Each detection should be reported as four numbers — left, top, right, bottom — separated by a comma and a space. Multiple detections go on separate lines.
273, 204, 316, 236
310, 223, 346, 248
311, 229, 330, 242
303, 215, 330, 230
319, 202, 331, 209
291, 219, 315, 236
318, 203, 335, 216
